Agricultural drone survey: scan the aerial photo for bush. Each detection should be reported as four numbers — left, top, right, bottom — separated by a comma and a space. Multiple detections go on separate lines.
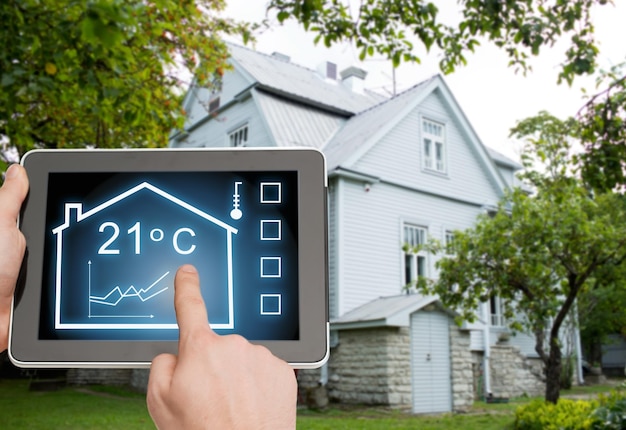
515, 391, 626, 430
591, 392, 626, 430
514, 398, 598, 430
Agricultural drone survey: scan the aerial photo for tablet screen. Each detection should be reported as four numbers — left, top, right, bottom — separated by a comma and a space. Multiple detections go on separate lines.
11, 149, 328, 368
41, 171, 299, 340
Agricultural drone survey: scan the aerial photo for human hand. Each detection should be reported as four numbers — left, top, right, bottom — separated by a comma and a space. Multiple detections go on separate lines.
0, 164, 29, 352
147, 264, 297, 430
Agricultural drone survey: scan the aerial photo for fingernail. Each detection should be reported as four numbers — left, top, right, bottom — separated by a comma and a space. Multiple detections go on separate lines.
5, 164, 19, 180
180, 264, 197, 273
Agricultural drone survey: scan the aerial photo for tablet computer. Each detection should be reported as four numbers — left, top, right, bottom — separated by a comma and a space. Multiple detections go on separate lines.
10, 148, 328, 369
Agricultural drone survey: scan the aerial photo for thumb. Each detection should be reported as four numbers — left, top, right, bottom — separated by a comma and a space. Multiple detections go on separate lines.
0, 164, 29, 228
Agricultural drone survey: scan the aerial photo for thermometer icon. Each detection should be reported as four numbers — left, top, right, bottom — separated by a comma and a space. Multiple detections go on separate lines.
230, 181, 243, 220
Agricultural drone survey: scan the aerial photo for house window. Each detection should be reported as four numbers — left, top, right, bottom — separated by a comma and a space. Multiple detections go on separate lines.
444, 230, 455, 253
403, 224, 428, 286
229, 124, 248, 147
490, 295, 506, 327
422, 119, 445, 173
208, 97, 220, 114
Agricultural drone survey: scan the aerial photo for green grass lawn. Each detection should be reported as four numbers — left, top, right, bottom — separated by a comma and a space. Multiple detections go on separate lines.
297, 406, 514, 429
0, 378, 620, 429
0, 379, 154, 430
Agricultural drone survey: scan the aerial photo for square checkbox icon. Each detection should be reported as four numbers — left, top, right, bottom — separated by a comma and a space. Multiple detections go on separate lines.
260, 294, 282, 315
260, 220, 281, 240
260, 182, 282, 203
260, 257, 282, 278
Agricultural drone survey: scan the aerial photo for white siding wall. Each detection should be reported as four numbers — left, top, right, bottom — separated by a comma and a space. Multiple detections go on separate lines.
353, 90, 502, 206
328, 179, 338, 319
470, 330, 485, 351
337, 177, 485, 315
173, 96, 274, 148
496, 165, 516, 188
507, 331, 539, 357
183, 68, 253, 132
184, 86, 213, 129
220, 68, 253, 106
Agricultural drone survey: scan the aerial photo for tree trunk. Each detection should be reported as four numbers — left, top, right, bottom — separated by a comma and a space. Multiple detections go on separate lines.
544, 337, 562, 404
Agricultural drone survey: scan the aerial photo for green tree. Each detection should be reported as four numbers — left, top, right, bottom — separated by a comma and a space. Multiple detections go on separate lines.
411, 112, 626, 404
268, 0, 626, 190
268, 0, 602, 81
577, 261, 626, 367
0, 0, 251, 169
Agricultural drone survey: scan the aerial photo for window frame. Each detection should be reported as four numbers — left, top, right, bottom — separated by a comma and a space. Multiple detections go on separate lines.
444, 230, 455, 254
490, 295, 506, 327
402, 223, 429, 288
421, 117, 447, 174
228, 123, 249, 147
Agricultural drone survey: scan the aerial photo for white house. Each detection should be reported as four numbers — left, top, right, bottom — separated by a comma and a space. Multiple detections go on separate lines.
170, 43, 582, 412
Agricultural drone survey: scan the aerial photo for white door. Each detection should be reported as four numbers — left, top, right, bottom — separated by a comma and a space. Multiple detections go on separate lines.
410, 309, 452, 413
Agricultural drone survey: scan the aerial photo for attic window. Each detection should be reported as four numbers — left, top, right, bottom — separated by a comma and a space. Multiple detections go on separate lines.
229, 124, 248, 147
208, 97, 220, 114
422, 119, 446, 173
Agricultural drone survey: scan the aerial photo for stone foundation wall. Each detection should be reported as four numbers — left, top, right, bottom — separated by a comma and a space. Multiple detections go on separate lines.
299, 322, 475, 411
385, 326, 412, 406
131, 369, 150, 393
449, 325, 474, 411
489, 345, 544, 398
323, 327, 411, 406
66, 369, 132, 386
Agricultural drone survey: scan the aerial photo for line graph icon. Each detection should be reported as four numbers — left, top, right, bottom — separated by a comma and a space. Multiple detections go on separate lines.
88, 262, 170, 319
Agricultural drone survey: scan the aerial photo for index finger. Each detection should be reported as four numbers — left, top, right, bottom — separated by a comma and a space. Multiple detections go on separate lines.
174, 264, 214, 338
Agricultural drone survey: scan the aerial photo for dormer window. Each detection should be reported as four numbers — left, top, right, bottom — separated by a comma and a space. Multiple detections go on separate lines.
229, 124, 248, 147
422, 119, 446, 173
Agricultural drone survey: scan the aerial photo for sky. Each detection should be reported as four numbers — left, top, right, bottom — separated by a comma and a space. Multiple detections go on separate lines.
222, 1, 626, 162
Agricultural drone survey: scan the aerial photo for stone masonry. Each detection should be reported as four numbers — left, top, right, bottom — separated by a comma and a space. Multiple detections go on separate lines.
489, 344, 544, 398
67, 368, 133, 386
298, 320, 476, 412
449, 324, 474, 411
324, 327, 411, 406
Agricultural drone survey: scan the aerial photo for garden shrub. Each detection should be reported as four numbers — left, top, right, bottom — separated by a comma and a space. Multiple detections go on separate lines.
514, 391, 626, 430
591, 392, 626, 430
514, 398, 598, 430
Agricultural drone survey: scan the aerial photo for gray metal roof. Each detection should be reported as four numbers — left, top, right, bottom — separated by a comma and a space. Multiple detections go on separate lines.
225, 44, 519, 182
323, 76, 437, 170
228, 43, 386, 115
486, 147, 522, 169
254, 90, 345, 148
331, 293, 441, 329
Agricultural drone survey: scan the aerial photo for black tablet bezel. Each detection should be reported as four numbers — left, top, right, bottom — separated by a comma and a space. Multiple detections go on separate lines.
9, 148, 328, 368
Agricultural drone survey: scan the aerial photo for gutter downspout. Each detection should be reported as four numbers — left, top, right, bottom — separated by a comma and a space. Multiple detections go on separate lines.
573, 303, 585, 385
319, 363, 329, 386
482, 302, 492, 398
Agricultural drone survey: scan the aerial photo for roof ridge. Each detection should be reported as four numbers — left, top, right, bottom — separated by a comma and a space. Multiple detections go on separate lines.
225, 41, 322, 77
352, 74, 440, 116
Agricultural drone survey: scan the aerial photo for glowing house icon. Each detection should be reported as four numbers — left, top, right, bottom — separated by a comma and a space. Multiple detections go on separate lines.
51, 182, 238, 330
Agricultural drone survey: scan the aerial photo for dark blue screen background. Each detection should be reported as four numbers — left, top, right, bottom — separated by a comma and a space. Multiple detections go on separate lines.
39, 172, 299, 341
